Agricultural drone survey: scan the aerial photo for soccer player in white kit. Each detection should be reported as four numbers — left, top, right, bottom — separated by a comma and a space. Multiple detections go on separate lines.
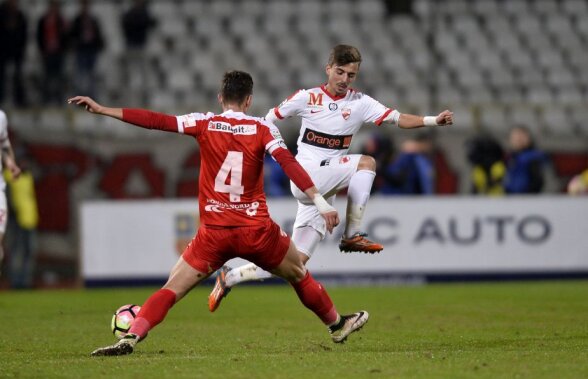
0, 110, 22, 276
208, 45, 453, 311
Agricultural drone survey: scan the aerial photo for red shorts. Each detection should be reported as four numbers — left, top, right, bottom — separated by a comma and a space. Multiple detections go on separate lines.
182, 219, 290, 274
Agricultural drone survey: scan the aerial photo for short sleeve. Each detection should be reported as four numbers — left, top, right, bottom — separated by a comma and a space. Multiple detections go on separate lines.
261, 120, 288, 154
0, 110, 8, 144
175, 112, 213, 136
266, 89, 307, 121
361, 95, 395, 126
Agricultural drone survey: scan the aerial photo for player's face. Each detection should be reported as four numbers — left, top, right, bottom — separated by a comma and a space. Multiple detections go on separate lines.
325, 62, 359, 96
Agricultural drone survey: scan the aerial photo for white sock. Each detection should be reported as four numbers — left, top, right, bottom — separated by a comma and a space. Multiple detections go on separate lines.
328, 314, 342, 328
345, 170, 375, 238
225, 263, 273, 287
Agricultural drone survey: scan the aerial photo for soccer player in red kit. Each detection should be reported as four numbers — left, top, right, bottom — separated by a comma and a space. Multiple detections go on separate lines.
68, 71, 368, 356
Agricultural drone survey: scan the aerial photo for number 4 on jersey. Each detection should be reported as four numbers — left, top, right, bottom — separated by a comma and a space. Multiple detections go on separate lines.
214, 151, 244, 202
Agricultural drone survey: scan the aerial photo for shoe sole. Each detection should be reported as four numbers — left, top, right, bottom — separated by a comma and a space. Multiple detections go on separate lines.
332, 311, 369, 343
208, 270, 230, 312
339, 246, 383, 254
91, 343, 134, 357
208, 287, 225, 312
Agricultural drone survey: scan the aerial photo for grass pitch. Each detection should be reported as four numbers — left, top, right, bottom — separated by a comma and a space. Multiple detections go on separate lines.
1, 281, 587, 379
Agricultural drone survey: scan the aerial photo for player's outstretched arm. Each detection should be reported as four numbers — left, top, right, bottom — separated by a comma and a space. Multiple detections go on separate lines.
67, 96, 123, 120
304, 187, 340, 234
2, 154, 21, 180
271, 147, 339, 233
1, 138, 21, 179
398, 110, 454, 129
68, 96, 177, 131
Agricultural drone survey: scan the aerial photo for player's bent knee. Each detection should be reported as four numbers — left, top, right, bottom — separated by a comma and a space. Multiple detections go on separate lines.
271, 240, 307, 282
358, 155, 376, 171
291, 265, 307, 282
271, 261, 306, 283
282, 266, 306, 284
297, 251, 310, 265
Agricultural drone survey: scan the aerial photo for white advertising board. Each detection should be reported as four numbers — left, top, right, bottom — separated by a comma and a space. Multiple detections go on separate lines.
81, 197, 588, 282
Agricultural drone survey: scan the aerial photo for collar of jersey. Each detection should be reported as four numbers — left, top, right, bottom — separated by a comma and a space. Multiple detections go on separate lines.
320, 84, 348, 101
220, 109, 245, 116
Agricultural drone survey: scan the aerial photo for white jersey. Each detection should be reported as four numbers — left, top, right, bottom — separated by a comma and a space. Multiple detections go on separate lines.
266, 85, 400, 166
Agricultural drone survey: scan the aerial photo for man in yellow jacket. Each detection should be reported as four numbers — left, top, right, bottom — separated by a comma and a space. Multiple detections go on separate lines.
5, 156, 38, 289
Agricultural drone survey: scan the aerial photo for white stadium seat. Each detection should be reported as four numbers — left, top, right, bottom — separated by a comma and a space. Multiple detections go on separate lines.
8, 0, 587, 139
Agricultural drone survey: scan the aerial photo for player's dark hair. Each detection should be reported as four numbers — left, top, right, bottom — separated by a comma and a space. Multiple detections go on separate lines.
220, 70, 253, 105
328, 45, 362, 66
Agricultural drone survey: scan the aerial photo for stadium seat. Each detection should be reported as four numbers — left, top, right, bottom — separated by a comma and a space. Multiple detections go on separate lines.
556, 88, 584, 104
495, 87, 525, 104
504, 0, 531, 16
470, 0, 499, 15
480, 107, 507, 132
6, 0, 587, 142
563, 0, 588, 14
355, 0, 384, 20
527, 86, 555, 105
510, 107, 542, 134
73, 111, 103, 135
445, 105, 473, 132
38, 110, 68, 132
570, 108, 588, 135
532, 0, 559, 15
180, 1, 206, 16
541, 106, 574, 136
516, 67, 544, 87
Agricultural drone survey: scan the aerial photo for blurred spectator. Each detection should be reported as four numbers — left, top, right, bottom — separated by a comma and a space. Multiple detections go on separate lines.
263, 154, 290, 197
121, 0, 156, 103
122, 0, 155, 49
360, 132, 395, 193
36, 0, 69, 105
567, 169, 588, 195
0, 0, 27, 107
380, 133, 435, 195
382, 0, 413, 16
5, 152, 38, 289
70, 0, 104, 98
465, 134, 506, 195
0, 109, 21, 278
504, 126, 548, 194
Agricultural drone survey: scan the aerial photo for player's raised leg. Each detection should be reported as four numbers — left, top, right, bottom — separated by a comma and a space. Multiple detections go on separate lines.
339, 155, 383, 254
270, 240, 368, 343
91, 257, 209, 356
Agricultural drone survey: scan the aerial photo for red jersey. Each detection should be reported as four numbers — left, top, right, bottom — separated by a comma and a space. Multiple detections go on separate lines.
177, 110, 286, 226
121, 108, 314, 227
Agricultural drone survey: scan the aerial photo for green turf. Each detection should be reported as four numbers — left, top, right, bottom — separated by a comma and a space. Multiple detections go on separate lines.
1, 281, 587, 378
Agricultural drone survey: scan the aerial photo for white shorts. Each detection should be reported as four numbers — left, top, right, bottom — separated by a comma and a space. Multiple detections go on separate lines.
290, 154, 361, 239
0, 191, 7, 234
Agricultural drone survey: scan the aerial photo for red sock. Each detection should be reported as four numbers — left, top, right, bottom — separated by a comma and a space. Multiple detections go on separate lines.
291, 272, 338, 325
129, 288, 176, 339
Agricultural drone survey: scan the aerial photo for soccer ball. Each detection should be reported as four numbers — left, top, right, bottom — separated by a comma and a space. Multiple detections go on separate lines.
111, 304, 141, 339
